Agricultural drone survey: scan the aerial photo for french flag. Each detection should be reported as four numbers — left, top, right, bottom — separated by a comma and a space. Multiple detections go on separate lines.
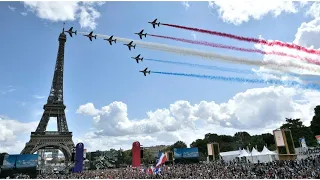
155, 152, 167, 168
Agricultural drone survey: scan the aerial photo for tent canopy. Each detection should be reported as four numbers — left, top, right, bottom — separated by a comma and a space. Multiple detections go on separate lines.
220, 150, 241, 157
238, 149, 250, 157
251, 147, 260, 156
260, 146, 277, 155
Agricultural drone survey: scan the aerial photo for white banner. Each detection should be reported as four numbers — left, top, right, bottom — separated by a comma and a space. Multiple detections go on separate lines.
207, 144, 213, 155
274, 130, 285, 147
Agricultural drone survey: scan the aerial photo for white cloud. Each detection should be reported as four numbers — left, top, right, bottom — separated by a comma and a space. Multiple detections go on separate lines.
181, 1, 190, 10
209, 1, 298, 25
305, 2, 320, 19
0, 116, 38, 153
294, 17, 320, 49
32, 95, 46, 99
77, 86, 320, 151
78, 6, 101, 30
23, 1, 103, 30
8, 5, 16, 11
76, 103, 101, 116
20, 12, 28, 16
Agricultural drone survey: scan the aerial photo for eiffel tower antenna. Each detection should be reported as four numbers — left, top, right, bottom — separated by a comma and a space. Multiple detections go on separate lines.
21, 30, 75, 165
62, 22, 65, 33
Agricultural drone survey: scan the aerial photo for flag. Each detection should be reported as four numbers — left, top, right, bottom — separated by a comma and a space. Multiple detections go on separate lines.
156, 153, 167, 168
140, 168, 145, 173
315, 135, 320, 144
154, 167, 161, 175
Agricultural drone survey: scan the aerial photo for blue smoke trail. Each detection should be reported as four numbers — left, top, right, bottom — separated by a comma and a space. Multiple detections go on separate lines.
144, 58, 252, 74
151, 71, 320, 91
145, 58, 301, 78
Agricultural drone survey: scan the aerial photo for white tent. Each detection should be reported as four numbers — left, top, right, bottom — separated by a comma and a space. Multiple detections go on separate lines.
258, 146, 277, 163
249, 147, 260, 163
238, 149, 250, 158
219, 150, 241, 162
237, 149, 250, 163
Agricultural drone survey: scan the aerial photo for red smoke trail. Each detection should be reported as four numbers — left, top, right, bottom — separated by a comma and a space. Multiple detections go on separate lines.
148, 34, 320, 65
161, 23, 320, 56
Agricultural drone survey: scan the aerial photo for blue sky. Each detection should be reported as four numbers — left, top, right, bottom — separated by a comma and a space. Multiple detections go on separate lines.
1, 1, 320, 153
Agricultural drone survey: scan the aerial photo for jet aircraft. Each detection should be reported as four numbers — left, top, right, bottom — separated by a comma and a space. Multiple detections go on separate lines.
104, 35, 117, 45
140, 68, 151, 76
131, 54, 143, 63
84, 31, 97, 41
124, 41, 136, 51
148, 19, 160, 28
135, 29, 147, 39
64, 27, 77, 37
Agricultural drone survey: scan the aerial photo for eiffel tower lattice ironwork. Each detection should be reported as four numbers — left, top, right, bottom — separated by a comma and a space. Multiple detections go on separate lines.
21, 29, 75, 162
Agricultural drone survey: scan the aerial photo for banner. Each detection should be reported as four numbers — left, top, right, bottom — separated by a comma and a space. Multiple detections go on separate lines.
274, 130, 285, 147
73, 143, 84, 173
207, 144, 213, 156
173, 148, 199, 159
316, 135, 320, 144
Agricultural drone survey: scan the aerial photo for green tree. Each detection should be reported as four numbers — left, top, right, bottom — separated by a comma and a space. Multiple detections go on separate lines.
142, 149, 154, 165
233, 131, 251, 149
249, 135, 266, 151
190, 139, 207, 156
169, 141, 187, 151
280, 118, 317, 147
122, 150, 132, 165
261, 133, 275, 146
311, 105, 320, 137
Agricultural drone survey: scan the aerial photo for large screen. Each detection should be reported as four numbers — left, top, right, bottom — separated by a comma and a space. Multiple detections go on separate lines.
1, 155, 17, 169
1, 154, 38, 169
16, 154, 38, 168
173, 148, 199, 159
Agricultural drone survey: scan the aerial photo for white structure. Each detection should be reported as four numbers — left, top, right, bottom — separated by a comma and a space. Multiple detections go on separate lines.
258, 146, 277, 163
219, 150, 241, 162
238, 149, 250, 158
248, 147, 260, 163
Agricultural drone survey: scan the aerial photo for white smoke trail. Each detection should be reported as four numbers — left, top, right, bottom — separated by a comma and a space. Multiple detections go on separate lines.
79, 32, 320, 74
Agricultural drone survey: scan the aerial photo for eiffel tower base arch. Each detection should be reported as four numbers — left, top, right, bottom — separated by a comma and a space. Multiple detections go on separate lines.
21, 132, 75, 164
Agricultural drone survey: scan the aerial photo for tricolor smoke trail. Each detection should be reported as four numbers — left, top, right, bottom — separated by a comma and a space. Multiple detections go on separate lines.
161, 23, 320, 56
144, 58, 301, 78
151, 71, 319, 90
79, 32, 320, 73
149, 34, 320, 66
145, 58, 253, 74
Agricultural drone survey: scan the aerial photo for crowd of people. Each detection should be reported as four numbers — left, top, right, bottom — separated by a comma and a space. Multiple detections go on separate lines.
33, 155, 320, 179
3, 155, 319, 179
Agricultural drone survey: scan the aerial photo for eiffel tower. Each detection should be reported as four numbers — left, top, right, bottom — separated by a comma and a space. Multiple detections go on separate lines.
21, 29, 75, 162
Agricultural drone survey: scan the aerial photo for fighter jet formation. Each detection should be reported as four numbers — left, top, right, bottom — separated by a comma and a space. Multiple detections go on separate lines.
63, 18, 161, 76
84, 31, 97, 41
104, 35, 117, 45
148, 19, 160, 29
135, 29, 147, 39
140, 68, 151, 76
64, 27, 77, 37
124, 41, 136, 51
131, 54, 143, 63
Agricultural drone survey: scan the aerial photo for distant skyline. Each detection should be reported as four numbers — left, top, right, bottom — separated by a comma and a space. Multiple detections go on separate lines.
1, 1, 320, 153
